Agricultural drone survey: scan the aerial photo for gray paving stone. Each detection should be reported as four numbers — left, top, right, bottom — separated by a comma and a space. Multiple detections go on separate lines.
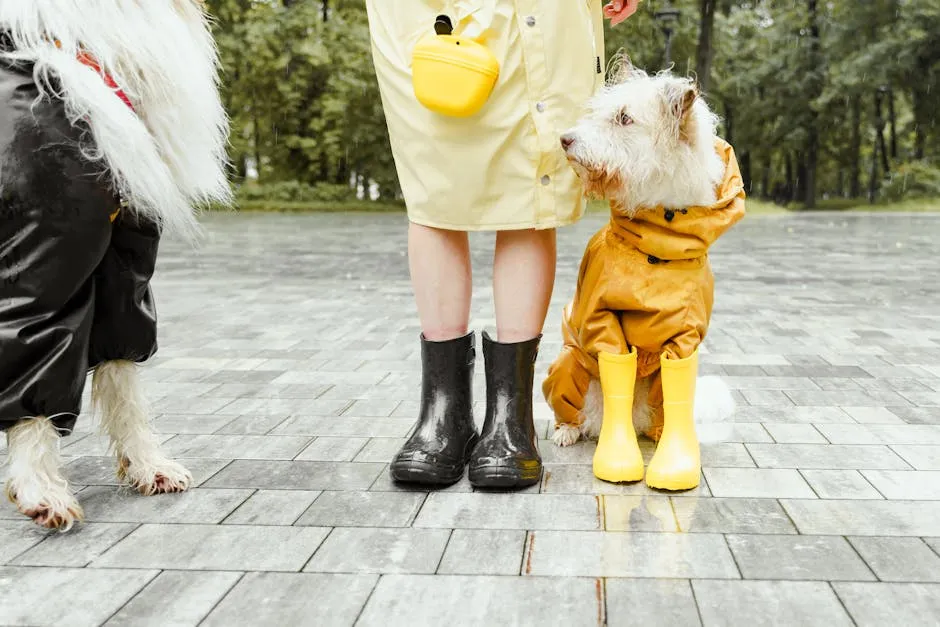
605, 579, 701, 627
152, 413, 238, 434
701, 442, 756, 467
763, 423, 828, 444
61, 433, 173, 457
782, 499, 940, 536
162, 434, 312, 460
0, 521, 45, 563
842, 406, 906, 424
203, 460, 385, 490
670, 498, 798, 534
414, 493, 601, 530
368, 467, 474, 493
745, 443, 910, 470
893, 445, 940, 470
154, 395, 237, 415
202, 572, 377, 627
305, 527, 450, 574
726, 534, 875, 581
11, 522, 137, 567
295, 436, 368, 461
92, 524, 329, 571
862, 470, 940, 500
692, 580, 853, 627
0, 566, 158, 627
353, 437, 406, 462
296, 490, 425, 527
603, 496, 678, 532
864, 424, 940, 444
106, 570, 242, 627
814, 423, 883, 444
542, 464, 711, 497
65, 456, 230, 488
357, 574, 602, 626
437, 529, 526, 575
696, 422, 773, 443
525, 530, 739, 578
222, 489, 321, 525
733, 406, 854, 424
272, 415, 415, 437
800, 469, 885, 499
833, 582, 940, 627
212, 412, 290, 435
849, 537, 940, 582
704, 468, 817, 498
75, 486, 251, 525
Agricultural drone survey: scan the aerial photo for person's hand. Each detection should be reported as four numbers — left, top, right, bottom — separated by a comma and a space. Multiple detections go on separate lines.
604, 0, 640, 26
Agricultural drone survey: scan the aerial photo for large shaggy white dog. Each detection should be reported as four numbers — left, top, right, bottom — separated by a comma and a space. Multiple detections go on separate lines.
0, 0, 230, 530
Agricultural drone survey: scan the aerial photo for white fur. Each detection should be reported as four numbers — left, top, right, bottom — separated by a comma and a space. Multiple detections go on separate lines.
553, 374, 735, 447
693, 376, 737, 443
0, 0, 231, 240
92, 360, 192, 494
563, 60, 725, 214
4, 417, 83, 531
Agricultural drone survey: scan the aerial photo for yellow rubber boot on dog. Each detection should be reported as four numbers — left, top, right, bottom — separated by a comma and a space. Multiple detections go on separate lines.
646, 351, 701, 491
593, 350, 644, 483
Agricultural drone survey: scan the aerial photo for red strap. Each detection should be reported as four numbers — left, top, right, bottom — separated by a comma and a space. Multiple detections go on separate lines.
77, 51, 134, 111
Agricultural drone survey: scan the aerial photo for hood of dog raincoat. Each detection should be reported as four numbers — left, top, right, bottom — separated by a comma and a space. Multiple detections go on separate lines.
609, 139, 746, 261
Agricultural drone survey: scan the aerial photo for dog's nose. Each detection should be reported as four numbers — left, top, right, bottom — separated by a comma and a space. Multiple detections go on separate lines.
560, 135, 575, 151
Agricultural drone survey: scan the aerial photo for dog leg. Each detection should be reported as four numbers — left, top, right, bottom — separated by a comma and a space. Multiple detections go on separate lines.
4, 417, 83, 530
632, 374, 658, 439
92, 360, 192, 495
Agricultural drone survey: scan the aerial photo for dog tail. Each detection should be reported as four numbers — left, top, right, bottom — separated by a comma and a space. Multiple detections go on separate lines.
694, 376, 736, 442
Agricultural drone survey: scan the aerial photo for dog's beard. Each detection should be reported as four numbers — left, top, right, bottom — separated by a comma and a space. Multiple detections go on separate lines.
567, 155, 633, 212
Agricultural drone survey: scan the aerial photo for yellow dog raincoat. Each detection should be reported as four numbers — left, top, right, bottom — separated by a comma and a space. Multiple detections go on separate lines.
543, 139, 746, 440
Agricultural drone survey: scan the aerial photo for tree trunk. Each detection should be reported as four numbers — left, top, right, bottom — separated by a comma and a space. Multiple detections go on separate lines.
867, 143, 879, 204
887, 88, 898, 159
761, 154, 771, 199
723, 100, 733, 144
741, 151, 752, 194
252, 91, 262, 181
874, 89, 890, 175
784, 153, 795, 205
849, 94, 862, 198
322, 0, 329, 22
803, 0, 821, 209
695, 0, 718, 93
912, 86, 927, 160
795, 151, 808, 208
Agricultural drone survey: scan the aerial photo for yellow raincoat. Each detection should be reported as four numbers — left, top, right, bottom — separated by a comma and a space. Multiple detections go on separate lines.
366, 0, 605, 231
543, 139, 746, 439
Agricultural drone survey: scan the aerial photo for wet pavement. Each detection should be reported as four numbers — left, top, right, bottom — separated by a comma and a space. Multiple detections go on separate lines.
2, 210, 939, 626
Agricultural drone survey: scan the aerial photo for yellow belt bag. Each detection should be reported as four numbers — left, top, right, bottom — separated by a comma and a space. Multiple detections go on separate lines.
412, 14, 499, 118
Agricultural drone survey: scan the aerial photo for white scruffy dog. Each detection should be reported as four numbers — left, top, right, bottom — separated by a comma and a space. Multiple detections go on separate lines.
1, 0, 230, 530
544, 56, 741, 450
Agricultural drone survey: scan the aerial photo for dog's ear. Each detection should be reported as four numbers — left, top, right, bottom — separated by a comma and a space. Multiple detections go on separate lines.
663, 78, 699, 142
607, 51, 646, 84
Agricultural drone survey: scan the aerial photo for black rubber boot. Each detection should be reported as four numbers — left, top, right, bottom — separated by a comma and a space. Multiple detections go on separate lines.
390, 332, 478, 485
468, 331, 543, 489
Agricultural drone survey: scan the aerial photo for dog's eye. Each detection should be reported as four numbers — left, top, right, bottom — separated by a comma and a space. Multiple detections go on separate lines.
617, 110, 633, 126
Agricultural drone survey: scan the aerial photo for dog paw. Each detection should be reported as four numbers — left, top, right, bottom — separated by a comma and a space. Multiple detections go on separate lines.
551, 425, 582, 447
118, 456, 193, 496
5, 480, 83, 531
